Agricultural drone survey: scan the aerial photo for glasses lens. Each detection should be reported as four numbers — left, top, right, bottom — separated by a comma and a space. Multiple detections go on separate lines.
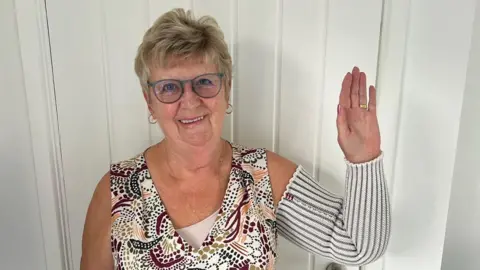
154, 80, 182, 103
192, 74, 222, 98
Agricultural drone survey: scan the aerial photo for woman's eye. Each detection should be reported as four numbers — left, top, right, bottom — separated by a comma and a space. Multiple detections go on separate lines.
197, 78, 213, 85
162, 83, 178, 92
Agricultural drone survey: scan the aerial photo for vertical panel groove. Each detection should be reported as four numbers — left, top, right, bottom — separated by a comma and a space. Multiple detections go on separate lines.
369, 0, 413, 269
230, 0, 238, 142
23, 98, 49, 267
312, 0, 330, 192
271, 0, 283, 152
146, 0, 153, 145
312, 0, 330, 181
190, 0, 195, 11
363, 2, 387, 270
379, 1, 411, 268
374, 3, 388, 270
39, 1, 74, 269
13, 0, 49, 267
385, 0, 411, 207
373, 0, 387, 89
99, 0, 113, 163
311, 0, 331, 267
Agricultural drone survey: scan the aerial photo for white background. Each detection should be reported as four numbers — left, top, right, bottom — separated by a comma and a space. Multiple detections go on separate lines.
1, 0, 479, 269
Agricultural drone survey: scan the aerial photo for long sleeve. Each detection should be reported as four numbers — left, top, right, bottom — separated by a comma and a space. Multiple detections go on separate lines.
275, 153, 391, 266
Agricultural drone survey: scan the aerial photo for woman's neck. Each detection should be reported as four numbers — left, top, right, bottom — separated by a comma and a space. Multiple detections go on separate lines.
161, 138, 228, 180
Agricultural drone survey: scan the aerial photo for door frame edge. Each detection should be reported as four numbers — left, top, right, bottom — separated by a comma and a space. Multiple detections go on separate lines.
14, 0, 73, 269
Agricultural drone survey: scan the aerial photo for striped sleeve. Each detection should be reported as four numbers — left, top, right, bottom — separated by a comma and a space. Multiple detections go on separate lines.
275, 153, 391, 266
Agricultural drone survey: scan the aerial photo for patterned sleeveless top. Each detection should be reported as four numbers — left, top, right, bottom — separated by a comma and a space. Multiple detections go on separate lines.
110, 143, 278, 270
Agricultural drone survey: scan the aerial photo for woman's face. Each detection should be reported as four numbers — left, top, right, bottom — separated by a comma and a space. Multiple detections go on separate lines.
146, 57, 229, 147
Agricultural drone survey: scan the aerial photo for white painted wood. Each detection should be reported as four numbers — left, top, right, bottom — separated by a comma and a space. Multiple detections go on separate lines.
101, 0, 151, 162
0, 0, 50, 268
149, 0, 190, 21
45, 0, 112, 268
379, 0, 477, 269
276, 0, 327, 269
441, 1, 480, 269
235, 0, 278, 150
319, 0, 383, 195
364, 0, 411, 269
13, 0, 69, 268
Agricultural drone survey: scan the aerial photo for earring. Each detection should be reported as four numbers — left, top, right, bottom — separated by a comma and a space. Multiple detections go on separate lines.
226, 104, 233, 115
148, 114, 157, 124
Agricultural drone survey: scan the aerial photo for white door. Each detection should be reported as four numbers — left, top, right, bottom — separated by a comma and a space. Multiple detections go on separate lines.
7, 0, 478, 269
44, 0, 384, 269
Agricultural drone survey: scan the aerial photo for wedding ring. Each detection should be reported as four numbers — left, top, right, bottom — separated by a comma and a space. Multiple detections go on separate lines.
359, 104, 368, 109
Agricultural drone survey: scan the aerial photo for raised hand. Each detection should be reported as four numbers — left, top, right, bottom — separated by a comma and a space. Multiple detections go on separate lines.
336, 66, 381, 163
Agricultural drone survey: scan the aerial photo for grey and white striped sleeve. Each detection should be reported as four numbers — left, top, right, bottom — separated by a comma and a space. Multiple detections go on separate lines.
275, 153, 391, 266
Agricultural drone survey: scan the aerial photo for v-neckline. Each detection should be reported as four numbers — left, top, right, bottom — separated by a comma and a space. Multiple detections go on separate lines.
142, 140, 240, 253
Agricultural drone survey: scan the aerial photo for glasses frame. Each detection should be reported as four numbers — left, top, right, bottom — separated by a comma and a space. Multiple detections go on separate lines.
147, 72, 225, 104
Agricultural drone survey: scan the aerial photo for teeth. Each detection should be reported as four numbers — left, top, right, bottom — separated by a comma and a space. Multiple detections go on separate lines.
180, 116, 204, 124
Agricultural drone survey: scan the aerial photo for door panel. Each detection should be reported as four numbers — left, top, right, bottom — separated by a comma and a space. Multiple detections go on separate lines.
102, 0, 152, 161
235, 0, 278, 150
277, 1, 328, 269
46, 0, 112, 267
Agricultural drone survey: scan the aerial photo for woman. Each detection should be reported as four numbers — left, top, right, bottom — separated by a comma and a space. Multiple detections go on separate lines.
81, 8, 390, 270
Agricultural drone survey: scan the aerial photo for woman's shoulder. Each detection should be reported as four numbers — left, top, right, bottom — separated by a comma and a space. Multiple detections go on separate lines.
228, 141, 275, 158
228, 141, 269, 165
109, 151, 147, 179
229, 141, 298, 172
229, 141, 298, 206
228, 141, 263, 153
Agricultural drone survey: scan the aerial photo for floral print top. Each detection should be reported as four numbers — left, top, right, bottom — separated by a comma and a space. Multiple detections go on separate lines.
110, 143, 278, 270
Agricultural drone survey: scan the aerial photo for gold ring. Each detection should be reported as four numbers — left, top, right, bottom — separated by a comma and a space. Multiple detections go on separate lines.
359, 104, 368, 109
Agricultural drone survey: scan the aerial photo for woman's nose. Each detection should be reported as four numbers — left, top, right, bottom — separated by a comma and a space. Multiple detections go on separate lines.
180, 81, 201, 106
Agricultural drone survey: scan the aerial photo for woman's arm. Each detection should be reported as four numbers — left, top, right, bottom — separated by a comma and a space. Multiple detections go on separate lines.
80, 172, 114, 270
268, 151, 390, 266
268, 67, 391, 266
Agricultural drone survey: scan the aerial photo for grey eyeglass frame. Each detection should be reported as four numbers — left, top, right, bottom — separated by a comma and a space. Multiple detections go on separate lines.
147, 72, 225, 104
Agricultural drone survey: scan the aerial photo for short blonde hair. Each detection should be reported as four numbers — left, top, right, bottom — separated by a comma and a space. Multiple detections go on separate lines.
134, 8, 232, 99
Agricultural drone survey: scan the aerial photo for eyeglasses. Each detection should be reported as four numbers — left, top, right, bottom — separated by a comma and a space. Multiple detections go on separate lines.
147, 73, 225, 104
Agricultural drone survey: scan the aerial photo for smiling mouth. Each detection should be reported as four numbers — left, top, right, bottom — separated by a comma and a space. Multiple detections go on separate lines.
179, 115, 205, 124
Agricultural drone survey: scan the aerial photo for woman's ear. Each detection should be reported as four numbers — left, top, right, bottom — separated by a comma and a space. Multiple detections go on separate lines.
143, 90, 149, 103
225, 79, 232, 101
143, 90, 154, 115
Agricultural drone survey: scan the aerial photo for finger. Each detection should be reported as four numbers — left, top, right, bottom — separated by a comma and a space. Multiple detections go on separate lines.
336, 105, 350, 136
351, 66, 360, 107
359, 72, 367, 107
368, 85, 377, 112
339, 72, 352, 108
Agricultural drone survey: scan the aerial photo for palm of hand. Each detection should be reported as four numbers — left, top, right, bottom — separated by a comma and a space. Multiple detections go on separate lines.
336, 67, 381, 163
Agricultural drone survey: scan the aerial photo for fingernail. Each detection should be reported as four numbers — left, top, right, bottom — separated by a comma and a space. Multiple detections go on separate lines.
337, 104, 341, 114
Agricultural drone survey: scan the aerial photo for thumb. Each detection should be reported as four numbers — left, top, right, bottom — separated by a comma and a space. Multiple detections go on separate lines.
336, 104, 350, 137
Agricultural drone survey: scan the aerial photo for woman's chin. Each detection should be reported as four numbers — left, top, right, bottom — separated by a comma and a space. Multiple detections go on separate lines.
161, 118, 221, 147
177, 129, 214, 147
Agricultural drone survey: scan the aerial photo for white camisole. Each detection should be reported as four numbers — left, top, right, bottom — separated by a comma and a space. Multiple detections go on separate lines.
176, 209, 220, 249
